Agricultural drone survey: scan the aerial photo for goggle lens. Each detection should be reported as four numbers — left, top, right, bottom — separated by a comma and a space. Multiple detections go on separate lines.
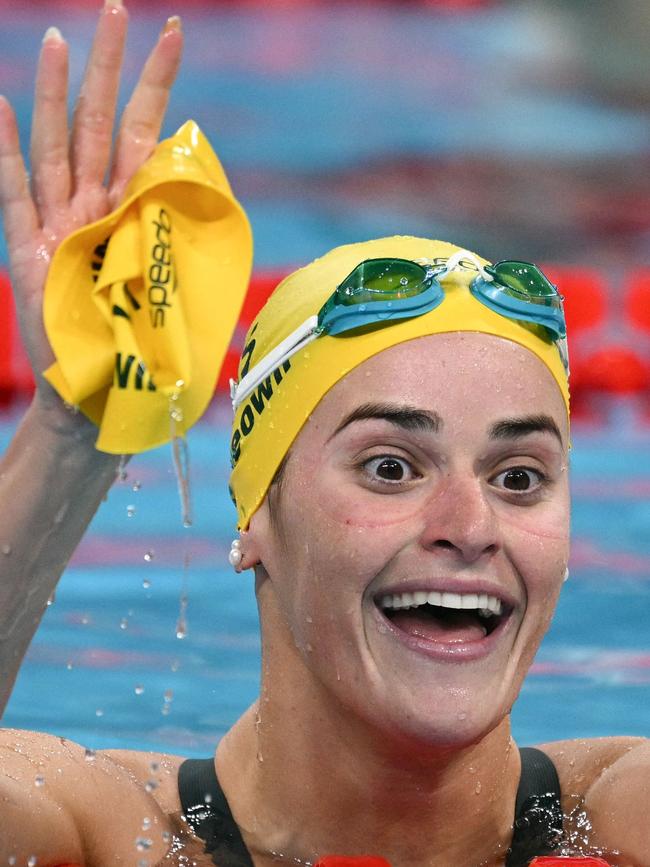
485, 261, 559, 307
334, 258, 430, 306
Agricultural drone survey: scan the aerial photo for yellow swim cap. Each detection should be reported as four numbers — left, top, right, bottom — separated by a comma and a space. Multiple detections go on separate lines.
44, 121, 252, 454
229, 237, 570, 529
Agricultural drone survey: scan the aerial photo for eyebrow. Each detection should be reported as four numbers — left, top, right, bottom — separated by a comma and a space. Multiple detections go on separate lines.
488, 414, 563, 445
332, 402, 442, 438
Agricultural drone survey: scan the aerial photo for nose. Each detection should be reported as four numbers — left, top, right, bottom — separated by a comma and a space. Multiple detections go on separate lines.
419, 473, 500, 565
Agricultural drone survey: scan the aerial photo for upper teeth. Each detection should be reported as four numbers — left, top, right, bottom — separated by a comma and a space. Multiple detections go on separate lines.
380, 591, 503, 617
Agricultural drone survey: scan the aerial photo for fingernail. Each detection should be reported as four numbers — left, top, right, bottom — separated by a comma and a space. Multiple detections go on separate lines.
163, 15, 182, 34
104, 0, 123, 8
42, 25, 63, 43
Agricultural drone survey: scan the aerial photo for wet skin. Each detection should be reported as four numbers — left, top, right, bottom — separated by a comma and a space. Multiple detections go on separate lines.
246, 332, 571, 750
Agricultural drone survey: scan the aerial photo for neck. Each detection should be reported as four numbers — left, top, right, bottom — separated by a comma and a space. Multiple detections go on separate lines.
217, 631, 520, 867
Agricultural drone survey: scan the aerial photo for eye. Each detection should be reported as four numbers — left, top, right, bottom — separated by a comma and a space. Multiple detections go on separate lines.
363, 455, 417, 484
491, 466, 545, 493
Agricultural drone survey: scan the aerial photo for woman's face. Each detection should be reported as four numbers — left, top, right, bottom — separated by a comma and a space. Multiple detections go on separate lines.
251, 332, 570, 747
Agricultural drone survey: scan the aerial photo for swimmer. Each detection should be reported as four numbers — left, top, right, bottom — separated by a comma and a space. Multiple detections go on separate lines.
0, 4, 649, 866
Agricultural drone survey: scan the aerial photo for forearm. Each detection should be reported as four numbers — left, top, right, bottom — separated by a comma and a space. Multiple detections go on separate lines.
0, 396, 122, 716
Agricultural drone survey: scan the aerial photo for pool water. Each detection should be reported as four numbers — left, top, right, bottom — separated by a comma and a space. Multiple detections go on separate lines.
1, 1, 649, 754
2, 403, 649, 754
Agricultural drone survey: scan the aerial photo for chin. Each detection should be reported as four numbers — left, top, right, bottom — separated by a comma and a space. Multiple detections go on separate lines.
348, 684, 512, 755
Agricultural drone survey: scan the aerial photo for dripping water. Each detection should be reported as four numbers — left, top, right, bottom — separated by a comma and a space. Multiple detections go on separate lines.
170, 387, 193, 640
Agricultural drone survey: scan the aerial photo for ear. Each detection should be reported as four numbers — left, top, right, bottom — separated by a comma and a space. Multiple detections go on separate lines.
235, 499, 272, 573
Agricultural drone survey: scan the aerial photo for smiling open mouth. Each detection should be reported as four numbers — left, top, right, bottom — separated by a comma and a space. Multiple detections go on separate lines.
377, 590, 509, 643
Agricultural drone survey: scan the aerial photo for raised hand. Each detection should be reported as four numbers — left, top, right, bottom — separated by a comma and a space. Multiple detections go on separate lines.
0, 0, 183, 414
0, 1, 183, 716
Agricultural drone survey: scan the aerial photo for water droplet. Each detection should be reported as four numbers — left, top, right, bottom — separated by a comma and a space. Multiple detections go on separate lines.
176, 587, 188, 639
162, 831, 171, 843
132, 480, 142, 492
127, 505, 136, 518
8, 856, 17, 865
117, 458, 128, 482
204, 792, 213, 804
142, 578, 151, 589
143, 550, 154, 562
141, 817, 151, 830
66, 660, 73, 670
169, 437, 193, 641
27, 857, 38, 867
457, 712, 467, 721
1, 543, 11, 555
161, 689, 173, 714
475, 781, 482, 794
95, 708, 104, 718
120, 617, 129, 630
136, 837, 153, 851
46, 590, 56, 607
134, 684, 144, 696
149, 761, 160, 774
400, 276, 408, 286
145, 779, 158, 793
85, 748, 96, 762
170, 659, 180, 672
34, 774, 45, 787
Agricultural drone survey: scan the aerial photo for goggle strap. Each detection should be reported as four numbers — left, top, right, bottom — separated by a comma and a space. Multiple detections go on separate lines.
232, 314, 320, 411
440, 249, 493, 282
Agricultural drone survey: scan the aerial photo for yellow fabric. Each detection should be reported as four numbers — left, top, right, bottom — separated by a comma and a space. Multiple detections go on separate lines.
229, 237, 570, 529
44, 120, 252, 453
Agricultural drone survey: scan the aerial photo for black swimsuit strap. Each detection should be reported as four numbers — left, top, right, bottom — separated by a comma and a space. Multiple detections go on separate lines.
506, 747, 564, 867
178, 747, 562, 867
178, 757, 255, 867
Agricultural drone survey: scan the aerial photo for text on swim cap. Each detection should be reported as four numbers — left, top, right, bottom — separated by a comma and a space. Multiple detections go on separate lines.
148, 208, 177, 328
230, 360, 291, 466
114, 353, 157, 391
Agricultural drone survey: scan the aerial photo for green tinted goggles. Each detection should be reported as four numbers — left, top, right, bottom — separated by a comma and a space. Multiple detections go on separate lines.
231, 251, 567, 411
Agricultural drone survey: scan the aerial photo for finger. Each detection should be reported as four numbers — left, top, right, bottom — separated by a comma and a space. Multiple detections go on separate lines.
30, 27, 71, 220
109, 16, 183, 205
70, 0, 128, 193
0, 96, 39, 265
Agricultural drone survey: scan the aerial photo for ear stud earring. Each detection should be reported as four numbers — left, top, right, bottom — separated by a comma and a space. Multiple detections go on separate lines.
228, 538, 243, 568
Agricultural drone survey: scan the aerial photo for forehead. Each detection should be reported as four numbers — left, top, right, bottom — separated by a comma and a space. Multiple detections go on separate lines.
308, 332, 569, 441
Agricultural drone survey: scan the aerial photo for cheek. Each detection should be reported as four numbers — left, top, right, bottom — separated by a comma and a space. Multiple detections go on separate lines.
502, 507, 569, 634
273, 480, 411, 633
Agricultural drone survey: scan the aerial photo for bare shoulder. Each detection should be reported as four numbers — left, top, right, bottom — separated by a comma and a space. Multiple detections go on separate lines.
0, 728, 179, 865
540, 736, 650, 866
102, 747, 188, 815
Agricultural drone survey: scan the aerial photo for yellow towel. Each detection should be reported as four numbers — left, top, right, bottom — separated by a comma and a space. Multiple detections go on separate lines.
44, 120, 252, 453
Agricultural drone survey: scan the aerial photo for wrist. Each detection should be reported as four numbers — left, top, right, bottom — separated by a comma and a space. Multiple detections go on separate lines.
27, 389, 127, 469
